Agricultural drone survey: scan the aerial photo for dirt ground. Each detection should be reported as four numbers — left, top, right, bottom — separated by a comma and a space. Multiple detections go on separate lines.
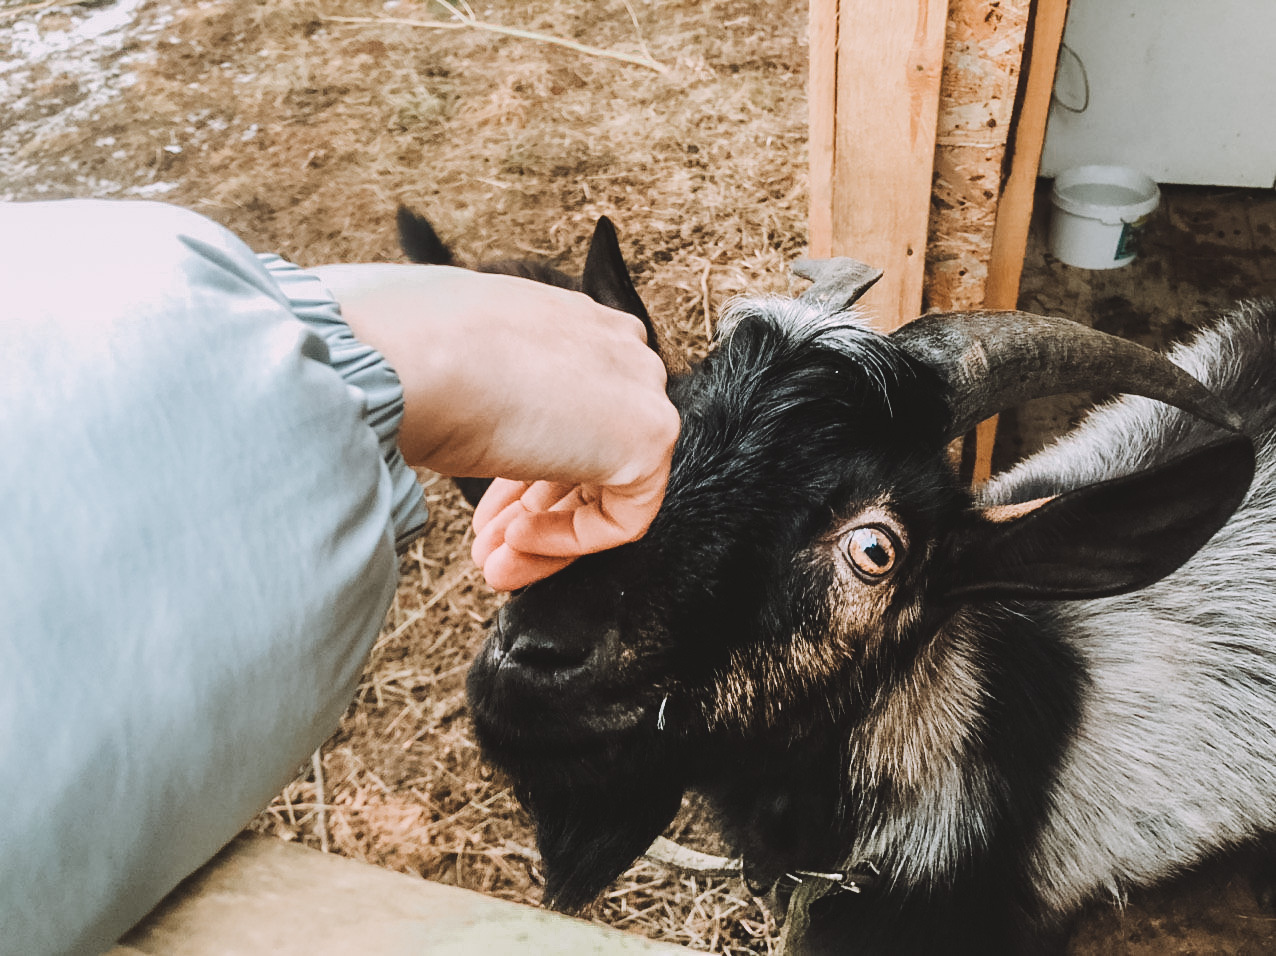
4, 0, 1275, 952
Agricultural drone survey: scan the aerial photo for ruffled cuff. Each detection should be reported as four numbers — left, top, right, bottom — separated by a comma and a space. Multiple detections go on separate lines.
260, 254, 429, 554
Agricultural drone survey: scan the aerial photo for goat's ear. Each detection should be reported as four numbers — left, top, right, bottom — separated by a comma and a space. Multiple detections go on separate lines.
396, 205, 456, 266
946, 436, 1255, 601
581, 216, 658, 351
452, 476, 492, 510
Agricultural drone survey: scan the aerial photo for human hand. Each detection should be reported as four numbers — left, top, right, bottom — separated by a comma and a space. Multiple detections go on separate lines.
469, 457, 671, 590
312, 263, 679, 590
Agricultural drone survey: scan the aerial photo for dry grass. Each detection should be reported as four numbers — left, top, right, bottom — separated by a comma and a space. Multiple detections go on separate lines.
11, 3, 1276, 953
0, 0, 808, 951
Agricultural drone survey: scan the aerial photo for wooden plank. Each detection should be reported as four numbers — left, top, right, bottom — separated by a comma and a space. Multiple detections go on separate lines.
971, 0, 1071, 481
808, 0, 839, 261
110, 834, 688, 955
809, 0, 949, 332
985, 0, 1070, 311
923, 0, 1031, 482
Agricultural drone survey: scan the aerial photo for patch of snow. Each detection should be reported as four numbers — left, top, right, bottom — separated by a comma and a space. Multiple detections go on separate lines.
0, 0, 172, 201
127, 180, 180, 196
4, 0, 145, 60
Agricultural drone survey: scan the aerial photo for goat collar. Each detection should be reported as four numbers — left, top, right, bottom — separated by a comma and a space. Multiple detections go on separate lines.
771, 860, 883, 896
643, 836, 883, 897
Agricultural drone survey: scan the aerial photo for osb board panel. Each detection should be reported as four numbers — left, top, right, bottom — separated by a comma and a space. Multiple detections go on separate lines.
925, 0, 1031, 312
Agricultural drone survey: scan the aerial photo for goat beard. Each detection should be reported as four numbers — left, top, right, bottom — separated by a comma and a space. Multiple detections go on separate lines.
509, 745, 687, 911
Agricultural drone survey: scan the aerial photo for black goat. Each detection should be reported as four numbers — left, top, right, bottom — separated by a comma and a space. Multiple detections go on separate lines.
465, 262, 1276, 952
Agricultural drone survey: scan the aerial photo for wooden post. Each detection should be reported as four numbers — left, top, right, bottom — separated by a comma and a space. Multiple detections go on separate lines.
971, 0, 1071, 481
985, 0, 1071, 312
809, 1, 1069, 478
922, 0, 1033, 481
808, 0, 950, 332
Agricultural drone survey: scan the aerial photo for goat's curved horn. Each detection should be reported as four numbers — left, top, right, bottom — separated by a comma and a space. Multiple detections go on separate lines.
793, 256, 883, 312
890, 311, 1244, 440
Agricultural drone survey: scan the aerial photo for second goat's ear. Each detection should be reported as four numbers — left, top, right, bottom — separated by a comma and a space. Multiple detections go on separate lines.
945, 435, 1255, 601
396, 205, 456, 266
582, 217, 658, 351
452, 476, 493, 510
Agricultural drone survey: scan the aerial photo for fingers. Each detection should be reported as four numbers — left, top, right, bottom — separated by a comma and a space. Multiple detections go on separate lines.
471, 479, 570, 566
472, 495, 581, 591
502, 483, 658, 558
468, 388, 674, 591
471, 481, 579, 587
471, 477, 528, 532
480, 544, 575, 592
470, 471, 666, 590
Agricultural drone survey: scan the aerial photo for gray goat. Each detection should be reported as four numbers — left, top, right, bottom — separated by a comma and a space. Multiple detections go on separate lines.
465, 249, 1275, 952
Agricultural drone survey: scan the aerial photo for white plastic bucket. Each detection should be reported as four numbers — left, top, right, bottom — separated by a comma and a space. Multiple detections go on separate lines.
1048, 165, 1161, 269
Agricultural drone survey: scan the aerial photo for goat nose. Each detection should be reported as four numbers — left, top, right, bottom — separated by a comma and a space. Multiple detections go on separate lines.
491, 602, 614, 681
505, 629, 592, 673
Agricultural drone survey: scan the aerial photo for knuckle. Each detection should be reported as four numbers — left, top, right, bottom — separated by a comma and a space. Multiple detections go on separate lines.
623, 313, 649, 341
635, 348, 669, 391
653, 400, 681, 448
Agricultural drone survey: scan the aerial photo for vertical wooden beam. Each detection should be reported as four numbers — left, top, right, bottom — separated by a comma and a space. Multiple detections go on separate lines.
984, 0, 1070, 312
808, 0, 839, 260
923, 0, 1031, 483
970, 0, 1071, 482
809, 0, 949, 332
808, 1, 1067, 479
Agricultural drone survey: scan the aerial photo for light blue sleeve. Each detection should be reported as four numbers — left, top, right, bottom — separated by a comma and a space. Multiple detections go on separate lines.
0, 199, 428, 955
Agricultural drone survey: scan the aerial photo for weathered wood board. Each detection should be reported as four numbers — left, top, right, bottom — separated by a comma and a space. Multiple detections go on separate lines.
109, 835, 691, 955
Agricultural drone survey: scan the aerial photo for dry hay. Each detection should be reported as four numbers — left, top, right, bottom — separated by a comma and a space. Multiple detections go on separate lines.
1, 0, 808, 951
13, 3, 1276, 953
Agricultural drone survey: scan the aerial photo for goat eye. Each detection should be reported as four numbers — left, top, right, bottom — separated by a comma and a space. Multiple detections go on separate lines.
845, 526, 898, 580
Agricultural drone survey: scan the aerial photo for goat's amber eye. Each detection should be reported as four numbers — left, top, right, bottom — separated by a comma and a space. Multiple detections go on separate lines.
846, 526, 898, 580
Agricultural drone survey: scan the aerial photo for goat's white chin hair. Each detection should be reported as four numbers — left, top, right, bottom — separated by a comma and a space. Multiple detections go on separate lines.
715, 293, 877, 349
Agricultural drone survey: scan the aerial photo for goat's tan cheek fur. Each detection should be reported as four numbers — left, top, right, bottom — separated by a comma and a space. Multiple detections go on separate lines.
704, 570, 906, 731
707, 630, 854, 732
855, 609, 987, 791
706, 661, 768, 732
827, 568, 902, 657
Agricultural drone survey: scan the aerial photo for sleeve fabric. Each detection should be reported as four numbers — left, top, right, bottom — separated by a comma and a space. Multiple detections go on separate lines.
261, 253, 429, 552
0, 199, 426, 955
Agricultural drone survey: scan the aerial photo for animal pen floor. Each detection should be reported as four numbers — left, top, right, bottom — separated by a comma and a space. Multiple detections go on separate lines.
4, 0, 1276, 952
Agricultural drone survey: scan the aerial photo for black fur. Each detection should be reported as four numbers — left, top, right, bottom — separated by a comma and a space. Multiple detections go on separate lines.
794, 608, 1085, 955
465, 292, 1268, 952
396, 205, 456, 267
469, 314, 992, 906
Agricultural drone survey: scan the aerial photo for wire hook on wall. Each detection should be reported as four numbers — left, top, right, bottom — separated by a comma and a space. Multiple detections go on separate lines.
1051, 42, 1090, 114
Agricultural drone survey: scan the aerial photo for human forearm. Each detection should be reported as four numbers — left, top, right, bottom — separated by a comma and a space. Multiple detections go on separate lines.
311, 262, 679, 589
311, 263, 674, 478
